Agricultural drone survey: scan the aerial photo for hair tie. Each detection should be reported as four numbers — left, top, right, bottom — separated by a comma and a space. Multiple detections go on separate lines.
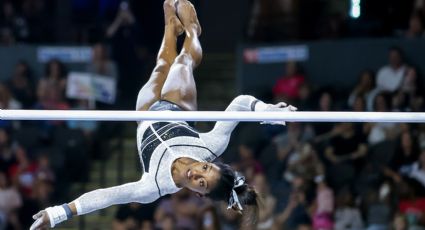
227, 173, 245, 211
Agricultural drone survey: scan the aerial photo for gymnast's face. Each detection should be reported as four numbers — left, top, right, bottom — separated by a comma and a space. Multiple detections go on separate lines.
184, 162, 221, 195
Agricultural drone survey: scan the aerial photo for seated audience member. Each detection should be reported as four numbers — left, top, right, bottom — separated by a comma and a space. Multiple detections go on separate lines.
405, 13, 425, 38
284, 143, 324, 184
0, 129, 16, 175
0, 83, 21, 110
237, 143, 264, 182
8, 146, 38, 198
334, 189, 364, 230
325, 123, 368, 190
86, 43, 118, 79
33, 80, 70, 132
366, 93, 398, 145
363, 187, 392, 230
312, 90, 335, 137
195, 204, 222, 230
114, 202, 156, 230
0, 172, 22, 229
312, 177, 334, 230
7, 61, 35, 108
0, 83, 22, 129
67, 99, 99, 135
399, 148, 425, 195
154, 189, 204, 230
273, 184, 311, 230
325, 123, 367, 166
383, 131, 420, 185
41, 59, 67, 96
392, 213, 409, 230
375, 47, 407, 93
217, 201, 240, 230
297, 83, 314, 111
348, 70, 375, 110
253, 174, 276, 230
272, 61, 306, 102
397, 183, 425, 228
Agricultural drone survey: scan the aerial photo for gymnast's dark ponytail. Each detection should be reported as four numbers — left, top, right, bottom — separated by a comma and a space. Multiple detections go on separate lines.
208, 163, 260, 225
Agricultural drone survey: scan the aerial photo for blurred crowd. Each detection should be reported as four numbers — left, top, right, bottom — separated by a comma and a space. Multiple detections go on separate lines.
111, 46, 425, 230
1, 1, 425, 230
247, 0, 425, 41
0, 43, 124, 229
2, 0, 425, 45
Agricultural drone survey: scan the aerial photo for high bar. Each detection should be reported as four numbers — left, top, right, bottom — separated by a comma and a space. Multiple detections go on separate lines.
1, 110, 425, 123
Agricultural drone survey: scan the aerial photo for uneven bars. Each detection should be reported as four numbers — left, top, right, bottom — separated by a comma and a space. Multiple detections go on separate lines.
1, 110, 425, 123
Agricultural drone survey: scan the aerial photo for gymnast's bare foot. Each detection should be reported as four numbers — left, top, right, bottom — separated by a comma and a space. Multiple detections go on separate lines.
176, 0, 202, 36
164, 0, 184, 36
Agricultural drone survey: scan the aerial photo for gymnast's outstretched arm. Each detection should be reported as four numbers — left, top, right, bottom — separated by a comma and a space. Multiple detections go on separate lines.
200, 95, 297, 156
30, 175, 158, 229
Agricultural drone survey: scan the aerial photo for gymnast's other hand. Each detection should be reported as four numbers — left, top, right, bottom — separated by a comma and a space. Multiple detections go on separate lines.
30, 210, 51, 230
260, 102, 297, 126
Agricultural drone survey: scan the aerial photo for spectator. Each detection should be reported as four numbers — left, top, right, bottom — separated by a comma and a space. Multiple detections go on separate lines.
348, 70, 375, 110
0, 172, 22, 229
253, 173, 276, 230
405, 13, 425, 38
334, 189, 364, 230
106, 1, 136, 39
41, 59, 67, 95
35, 153, 55, 183
366, 92, 399, 145
397, 183, 425, 228
196, 204, 222, 230
160, 213, 177, 230
0, 128, 15, 175
7, 61, 35, 108
297, 83, 314, 111
312, 90, 335, 137
86, 42, 118, 79
325, 123, 368, 191
106, 0, 144, 100
0, 83, 21, 129
399, 148, 425, 195
272, 61, 306, 103
0, 83, 21, 110
31, 178, 54, 209
383, 131, 420, 185
284, 142, 324, 184
312, 177, 334, 230
33, 80, 70, 131
8, 146, 37, 198
273, 182, 311, 230
0, 27, 15, 45
352, 95, 366, 112
375, 47, 407, 93
114, 201, 157, 230
363, 187, 392, 230
154, 189, 204, 230
217, 200, 241, 230
67, 100, 99, 135
265, 123, 313, 181
0, 1, 29, 42
392, 213, 408, 230
237, 143, 263, 182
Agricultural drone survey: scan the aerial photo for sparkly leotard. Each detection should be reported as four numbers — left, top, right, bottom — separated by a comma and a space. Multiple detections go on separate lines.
72, 95, 259, 215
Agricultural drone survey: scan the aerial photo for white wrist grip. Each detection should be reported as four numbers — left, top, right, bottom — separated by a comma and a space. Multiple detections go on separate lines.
45, 206, 68, 228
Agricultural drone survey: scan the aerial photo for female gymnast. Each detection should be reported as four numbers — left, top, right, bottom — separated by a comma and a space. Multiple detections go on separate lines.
30, 0, 296, 229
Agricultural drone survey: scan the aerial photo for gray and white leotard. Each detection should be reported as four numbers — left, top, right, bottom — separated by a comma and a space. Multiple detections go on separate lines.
72, 95, 260, 215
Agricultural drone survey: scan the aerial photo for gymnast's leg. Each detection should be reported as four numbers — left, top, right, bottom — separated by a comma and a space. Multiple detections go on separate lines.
160, 0, 203, 111
135, 0, 183, 111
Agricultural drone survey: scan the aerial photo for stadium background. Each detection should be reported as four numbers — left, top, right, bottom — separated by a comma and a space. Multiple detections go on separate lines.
1, 0, 425, 229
